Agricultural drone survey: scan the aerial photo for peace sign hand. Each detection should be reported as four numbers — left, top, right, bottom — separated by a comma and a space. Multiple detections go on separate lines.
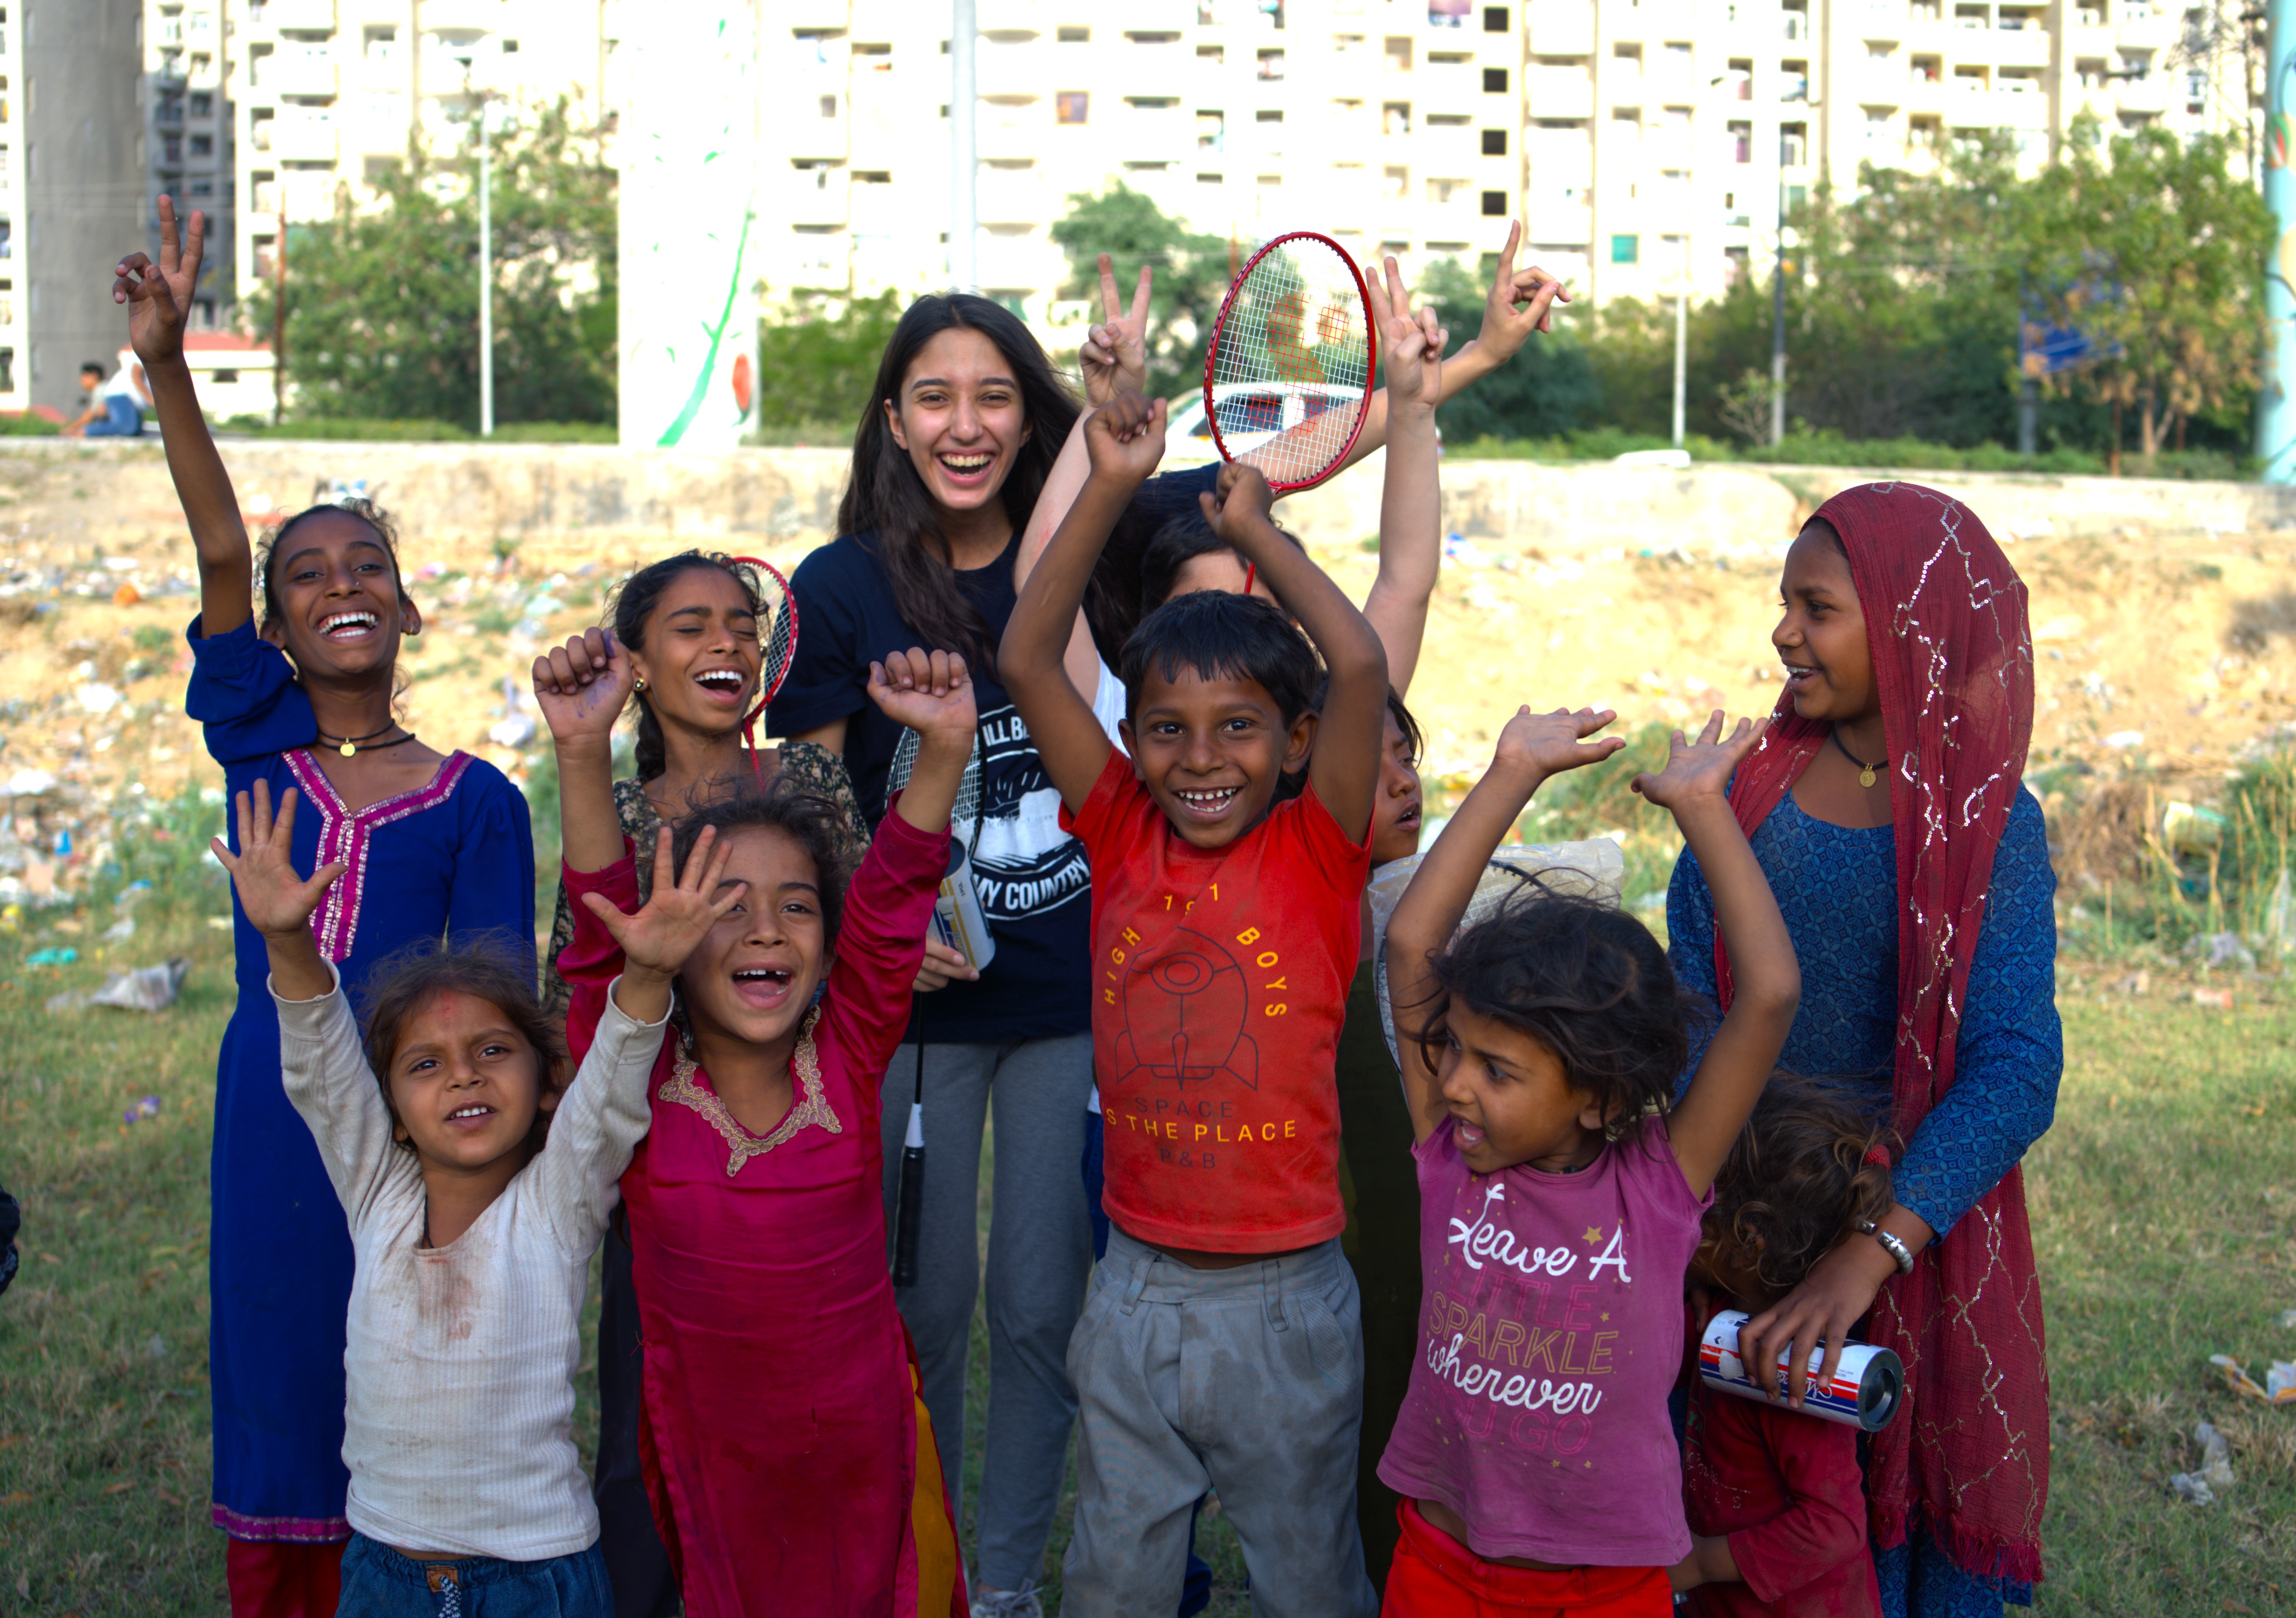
1368, 255, 1446, 414
1081, 253, 1152, 406
1476, 219, 1570, 362
113, 194, 205, 369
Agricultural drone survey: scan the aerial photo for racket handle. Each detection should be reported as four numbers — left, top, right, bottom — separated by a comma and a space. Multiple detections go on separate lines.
893, 1101, 927, 1286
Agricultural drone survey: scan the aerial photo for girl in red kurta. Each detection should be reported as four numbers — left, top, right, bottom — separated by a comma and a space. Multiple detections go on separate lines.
536, 629, 977, 1618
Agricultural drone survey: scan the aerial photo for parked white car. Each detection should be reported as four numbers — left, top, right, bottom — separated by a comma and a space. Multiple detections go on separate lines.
1163, 381, 1372, 462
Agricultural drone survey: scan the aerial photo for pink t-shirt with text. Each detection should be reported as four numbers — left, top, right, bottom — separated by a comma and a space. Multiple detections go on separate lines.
1377, 1113, 1711, 1567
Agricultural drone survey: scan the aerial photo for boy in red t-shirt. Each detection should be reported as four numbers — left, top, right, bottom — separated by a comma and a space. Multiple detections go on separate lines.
1001, 388, 1393, 1616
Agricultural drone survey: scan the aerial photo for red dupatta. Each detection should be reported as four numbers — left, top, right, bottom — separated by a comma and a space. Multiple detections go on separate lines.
1712, 482, 2047, 1585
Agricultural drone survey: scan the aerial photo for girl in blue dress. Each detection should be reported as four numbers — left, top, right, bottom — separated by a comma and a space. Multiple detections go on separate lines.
118, 201, 537, 1617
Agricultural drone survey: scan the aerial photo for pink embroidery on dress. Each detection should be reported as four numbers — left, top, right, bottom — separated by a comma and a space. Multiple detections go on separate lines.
284, 751, 474, 962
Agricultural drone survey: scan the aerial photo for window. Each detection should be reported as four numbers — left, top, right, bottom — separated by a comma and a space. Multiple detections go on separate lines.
1481, 187, 1507, 214
190, 52, 211, 79
1783, 61, 1809, 101
1385, 36, 1413, 70
1057, 90, 1090, 123
1431, 0, 1472, 24
1484, 5, 1511, 28
1728, 118, 1751, 160
163, 133, 183, 163
1383, 164, 1409, 197
1481, 127, 1507, 153
365, 26, 397, 62
819, 94, 837, 118
189, 175, 214, 196
190, 133, 212, 156
1258, 48, 1285, 78
189, 91, 213, 117
1199, 43, 1224, 62
1383, 101, 1412, 133
213, 369, 238, 383
1257, 108, 1284, 120
1664, 40, 1693, 74
1198, 109, 1225, 149
1781, 124, 1806, 164
1428, 175, 1467, 200
1611, 233, 1638, 263
1483, 67, 1508, 91
1058, 25, 1089, 40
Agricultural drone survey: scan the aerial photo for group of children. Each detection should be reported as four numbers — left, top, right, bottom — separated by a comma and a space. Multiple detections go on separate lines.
123, 195, 1928, 1618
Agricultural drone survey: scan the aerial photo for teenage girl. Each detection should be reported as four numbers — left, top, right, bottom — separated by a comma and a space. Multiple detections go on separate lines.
1674, 1077, 1892, 1617
121, 199, 537, 1615
538, 629, 976, 1617
1377, 705, 1800, 1616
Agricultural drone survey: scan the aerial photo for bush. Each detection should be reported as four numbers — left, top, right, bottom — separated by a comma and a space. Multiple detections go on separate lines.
0, 412, 60, 436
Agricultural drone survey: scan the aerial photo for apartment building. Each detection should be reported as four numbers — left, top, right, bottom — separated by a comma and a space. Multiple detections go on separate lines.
1, 2, 145, 415
761, 0, 2249, 327
144, 1, 234, 323
222, 0, 615, 309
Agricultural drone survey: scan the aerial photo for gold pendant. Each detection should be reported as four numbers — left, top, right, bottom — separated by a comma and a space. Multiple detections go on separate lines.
340, 741, 358, 758
1859, 765, 1877, 788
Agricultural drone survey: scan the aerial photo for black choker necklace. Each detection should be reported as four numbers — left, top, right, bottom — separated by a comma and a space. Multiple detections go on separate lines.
1830, 727, 1885, 789
316, 721, 412, 759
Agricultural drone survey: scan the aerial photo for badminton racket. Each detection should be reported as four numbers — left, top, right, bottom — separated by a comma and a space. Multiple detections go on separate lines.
725, 556, 799, 779
887, 722, 986, 1288
1202, 231, 1376, 492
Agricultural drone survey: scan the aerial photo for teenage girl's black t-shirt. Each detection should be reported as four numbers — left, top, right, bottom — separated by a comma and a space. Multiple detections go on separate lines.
771, 464, 1219, 1042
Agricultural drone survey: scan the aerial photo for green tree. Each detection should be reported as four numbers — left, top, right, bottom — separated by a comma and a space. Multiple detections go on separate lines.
1412, 256, 1600, 439
752, 290, 904, 432
1049, 183, 1232, 401
2022, 117, 2272, 462
275, 100, 616, 427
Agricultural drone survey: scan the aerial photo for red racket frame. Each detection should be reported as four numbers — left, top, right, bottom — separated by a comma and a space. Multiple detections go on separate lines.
726, 555, 798, 778
1200, 230, 1377, 493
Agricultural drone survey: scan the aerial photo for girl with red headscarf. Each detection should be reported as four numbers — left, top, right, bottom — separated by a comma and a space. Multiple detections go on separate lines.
1664, 482, 2060, 1617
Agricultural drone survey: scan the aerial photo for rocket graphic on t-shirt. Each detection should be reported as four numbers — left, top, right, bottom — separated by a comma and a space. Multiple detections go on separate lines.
1111, 925, 1260, 1092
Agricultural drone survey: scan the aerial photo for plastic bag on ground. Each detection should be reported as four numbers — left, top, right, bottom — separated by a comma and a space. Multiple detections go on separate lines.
47, 958, 189, 1015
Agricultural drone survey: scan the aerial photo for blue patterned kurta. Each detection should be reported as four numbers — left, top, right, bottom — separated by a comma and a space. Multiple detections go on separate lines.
1666, 788, 2060, 1615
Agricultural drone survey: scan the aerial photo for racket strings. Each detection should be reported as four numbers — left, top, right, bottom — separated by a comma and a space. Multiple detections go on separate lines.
1209, 237, 1373, 489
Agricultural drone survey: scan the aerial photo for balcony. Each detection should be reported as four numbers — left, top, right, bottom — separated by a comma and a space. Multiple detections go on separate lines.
1523, 200, 1590, 243
1526, 0, 1594, 57
785, 231, 851, 291
977, 227, 1052, 291
784, 165, 849, 229
2115, 76, 2167, 115
417, 0, 511, 38
261, 0, 338, 32
263, 51, 339, 98
271, 109, 338, 162
1116, 101, 1190, 161
1121, 37, 1189, 99
1526, 64, 1594, 118
976, 0, 1044, 31
787, 111, 849, 163
977, 163, 1046, 224
1991, 28, 2052, 67
977, 38, 1047, 97
979, 104, 1047, 160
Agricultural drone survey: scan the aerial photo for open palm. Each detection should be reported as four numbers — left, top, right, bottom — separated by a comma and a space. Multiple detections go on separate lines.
210, 781, 343, 939
582, 826, 745, 980
114, 194, 205, 369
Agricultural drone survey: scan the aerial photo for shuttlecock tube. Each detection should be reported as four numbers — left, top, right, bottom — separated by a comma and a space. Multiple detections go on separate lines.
1698, 1309, 1904, 1431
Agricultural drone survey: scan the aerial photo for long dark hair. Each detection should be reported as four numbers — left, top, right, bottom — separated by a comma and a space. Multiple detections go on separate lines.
608, 551, 773, 784
837, 294, 1079, 676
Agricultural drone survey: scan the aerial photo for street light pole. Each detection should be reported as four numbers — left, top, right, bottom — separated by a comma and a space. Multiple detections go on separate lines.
478, 97, 493, 438
951, 0, 978, 292
1672, 250, 1687, 450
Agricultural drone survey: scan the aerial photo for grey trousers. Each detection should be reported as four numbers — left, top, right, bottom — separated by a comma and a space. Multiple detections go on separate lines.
878, 1033, 1096, 1591
1061, 1227, 1380, 1618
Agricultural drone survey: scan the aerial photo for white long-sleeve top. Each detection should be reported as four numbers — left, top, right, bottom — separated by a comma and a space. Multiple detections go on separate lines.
276, 966, 669, 1560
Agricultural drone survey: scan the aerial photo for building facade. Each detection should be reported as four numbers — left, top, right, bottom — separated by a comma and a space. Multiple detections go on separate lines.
221, 0, 617, 323
760, 0, 2252, 330
145, 0, 234, 327
7, 0, 147, 415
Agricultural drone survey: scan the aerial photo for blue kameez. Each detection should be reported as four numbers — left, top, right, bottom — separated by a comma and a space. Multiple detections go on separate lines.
1666, 788, 2061, 1615
189, 617, 535, 1542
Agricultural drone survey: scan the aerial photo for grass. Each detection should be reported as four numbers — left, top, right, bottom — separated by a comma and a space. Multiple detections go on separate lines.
5, 876, 2293, 1612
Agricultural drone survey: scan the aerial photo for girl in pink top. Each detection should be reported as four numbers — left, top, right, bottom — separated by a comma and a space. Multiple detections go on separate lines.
536, 629, 978, 1618
1377, 706, 1801, 1617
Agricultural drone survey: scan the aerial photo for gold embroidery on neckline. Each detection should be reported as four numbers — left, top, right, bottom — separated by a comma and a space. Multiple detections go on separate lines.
658, 1007, 842, 1177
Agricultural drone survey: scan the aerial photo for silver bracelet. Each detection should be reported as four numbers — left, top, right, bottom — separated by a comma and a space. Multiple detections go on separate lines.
1858, 1220, 1916, 1275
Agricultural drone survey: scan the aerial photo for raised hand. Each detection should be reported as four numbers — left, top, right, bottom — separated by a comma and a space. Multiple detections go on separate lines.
1491, 705, 1626, 782
533, 627, 636, 748
1081, 254, 1152, 406
1197, 459, 1276, 547
868, 647, 978, 748
210, 781, 344, 940
1630, 710, 1761, 811
1084, 390, 1167, 487
1369, 255, 1446, 415
113, 194, 205, 369
1475, 219, 1570, 361
581, 825, 745, 985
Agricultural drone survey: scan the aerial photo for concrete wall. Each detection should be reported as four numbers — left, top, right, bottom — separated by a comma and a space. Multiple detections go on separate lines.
25, 0, 146, 415
10, 438, 2296, 565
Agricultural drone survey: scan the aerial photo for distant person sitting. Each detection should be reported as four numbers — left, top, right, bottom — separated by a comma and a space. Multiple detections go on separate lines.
64, 350, 150, 438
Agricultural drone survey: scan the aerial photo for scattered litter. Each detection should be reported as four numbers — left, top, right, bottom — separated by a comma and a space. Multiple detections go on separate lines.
1442, 534, 1492, 568
2277, 1309, 2296, 1330
111, 583, 140, 608
2271, 866, 2294, 950
74, 683, 122, 715
2169, 1472, 2216, 1505
206, 915, 234, 931
24, 947, 75, 967
2163, 800, 2228, 854
2187, 931, 2255, 971
2210, 1354, 2296, 1406
2169, 1420, 2236, 1505
2192, 987, 2235, 1010
123, 1096, 160, 1125
146, 1332, 168, 1359
2103, 730, 2147, 750
46, 958, 189, 1015
101, 914, 135, 944
4, 769, 56, 796
2110, 969, 2150, 996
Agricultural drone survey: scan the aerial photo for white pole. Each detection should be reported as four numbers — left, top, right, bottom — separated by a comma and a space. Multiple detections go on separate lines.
951, 0, 977, 292
479, 101, 494, 437
1671, 266, 1687, 450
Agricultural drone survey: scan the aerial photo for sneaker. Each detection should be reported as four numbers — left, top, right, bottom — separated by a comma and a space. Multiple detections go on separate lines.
970, 1579, 1044, 1618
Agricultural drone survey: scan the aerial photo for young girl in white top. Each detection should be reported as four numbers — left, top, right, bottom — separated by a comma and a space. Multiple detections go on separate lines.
214, 779, 744, 1615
